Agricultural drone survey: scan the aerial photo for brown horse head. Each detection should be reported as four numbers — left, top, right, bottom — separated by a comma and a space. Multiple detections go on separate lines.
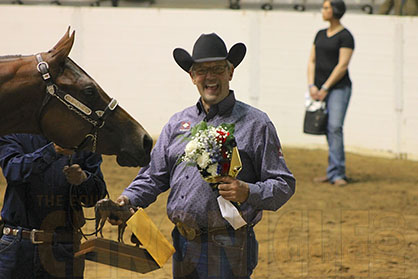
0, 28, 152, 167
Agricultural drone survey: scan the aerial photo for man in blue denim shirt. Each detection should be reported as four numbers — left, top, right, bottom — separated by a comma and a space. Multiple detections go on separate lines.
0, 134, 107, 278
112, 33, 296, 279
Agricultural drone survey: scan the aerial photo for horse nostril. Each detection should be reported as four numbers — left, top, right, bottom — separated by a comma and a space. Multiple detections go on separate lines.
143, 134, 153, 153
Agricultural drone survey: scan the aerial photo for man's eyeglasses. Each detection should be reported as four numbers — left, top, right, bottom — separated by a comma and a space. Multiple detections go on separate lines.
193, 64, 228, 76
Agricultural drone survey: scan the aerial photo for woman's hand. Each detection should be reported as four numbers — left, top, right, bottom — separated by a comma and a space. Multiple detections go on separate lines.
309, 85, 320, 100
317, 87, 328, 101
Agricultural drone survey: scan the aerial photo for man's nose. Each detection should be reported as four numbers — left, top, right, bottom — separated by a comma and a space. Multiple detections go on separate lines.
205, 70, 216, 78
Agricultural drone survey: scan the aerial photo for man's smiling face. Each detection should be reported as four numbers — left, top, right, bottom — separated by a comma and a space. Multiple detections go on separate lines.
190, 60, 234, 112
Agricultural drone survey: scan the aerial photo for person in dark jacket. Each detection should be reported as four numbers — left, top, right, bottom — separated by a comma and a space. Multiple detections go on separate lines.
0, 134, 107, 279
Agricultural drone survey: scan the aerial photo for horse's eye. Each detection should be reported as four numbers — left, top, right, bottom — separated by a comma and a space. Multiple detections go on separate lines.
83, 86, 97, 96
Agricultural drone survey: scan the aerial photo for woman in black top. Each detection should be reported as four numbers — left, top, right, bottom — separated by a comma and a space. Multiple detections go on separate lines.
307, 0, 355, 186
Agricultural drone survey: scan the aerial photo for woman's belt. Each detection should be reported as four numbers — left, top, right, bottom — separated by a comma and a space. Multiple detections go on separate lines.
2, 227, 75, 244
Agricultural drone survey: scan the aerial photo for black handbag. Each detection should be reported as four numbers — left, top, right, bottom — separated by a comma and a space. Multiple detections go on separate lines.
303, 100, 328, 135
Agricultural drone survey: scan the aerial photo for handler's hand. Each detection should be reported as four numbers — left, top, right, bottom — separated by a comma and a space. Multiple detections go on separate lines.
63, 164, 87, 185
215, 176, 249, 203
53, 143, 74, 156
107, 195, 131, 226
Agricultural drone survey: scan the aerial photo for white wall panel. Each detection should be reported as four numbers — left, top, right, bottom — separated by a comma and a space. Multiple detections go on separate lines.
0, 6, 417, 160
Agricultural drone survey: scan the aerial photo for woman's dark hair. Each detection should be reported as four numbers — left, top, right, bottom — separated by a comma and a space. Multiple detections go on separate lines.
330, 0, 346, 19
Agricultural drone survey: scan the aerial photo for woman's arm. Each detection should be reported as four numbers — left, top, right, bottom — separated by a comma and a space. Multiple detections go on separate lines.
307, 45, 319, 99
317, 47, 354, 101
323, 47, 354, 89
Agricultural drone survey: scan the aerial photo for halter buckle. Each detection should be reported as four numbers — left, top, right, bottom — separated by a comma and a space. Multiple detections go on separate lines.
36, 61, 49, 73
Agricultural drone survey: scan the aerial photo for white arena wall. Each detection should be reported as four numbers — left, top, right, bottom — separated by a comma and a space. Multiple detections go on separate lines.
1, 6, 417, 160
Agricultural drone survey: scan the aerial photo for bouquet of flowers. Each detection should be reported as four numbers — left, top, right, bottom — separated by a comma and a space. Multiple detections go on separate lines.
177, 121, 236, 184
178, 121, 247, 229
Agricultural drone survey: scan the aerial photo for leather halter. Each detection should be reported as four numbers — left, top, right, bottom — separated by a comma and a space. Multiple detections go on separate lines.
35, 53, 118, 152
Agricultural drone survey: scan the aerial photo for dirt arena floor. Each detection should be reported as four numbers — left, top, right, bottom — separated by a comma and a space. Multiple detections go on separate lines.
1, 147, 418, 279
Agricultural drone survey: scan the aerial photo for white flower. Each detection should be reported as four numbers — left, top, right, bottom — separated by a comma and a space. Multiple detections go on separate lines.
177, 121, 235, 185
184, 139, 198, 157
196, 151, 210, 169
207, 163, 219, 177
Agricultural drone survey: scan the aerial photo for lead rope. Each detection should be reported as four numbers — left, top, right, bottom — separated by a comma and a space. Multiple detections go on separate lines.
67, 155, 109, 240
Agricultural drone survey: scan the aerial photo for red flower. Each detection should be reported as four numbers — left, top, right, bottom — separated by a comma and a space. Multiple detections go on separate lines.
216, 130, 230, 144
221, 162, 230, 176
221, 147, 228, 159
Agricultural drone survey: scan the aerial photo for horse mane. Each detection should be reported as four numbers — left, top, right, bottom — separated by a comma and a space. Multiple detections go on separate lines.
0, 54, 27, 62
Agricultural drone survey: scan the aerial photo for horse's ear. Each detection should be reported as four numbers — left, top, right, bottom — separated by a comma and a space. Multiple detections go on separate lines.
51, 27, 71, 51
48, 27, 75, 63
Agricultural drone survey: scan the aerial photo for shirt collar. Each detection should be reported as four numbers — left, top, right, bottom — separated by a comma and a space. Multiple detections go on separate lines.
196, 90, 236, 120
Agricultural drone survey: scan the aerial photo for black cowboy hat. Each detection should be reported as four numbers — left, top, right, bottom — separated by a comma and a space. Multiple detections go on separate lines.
173, 33, 246, 72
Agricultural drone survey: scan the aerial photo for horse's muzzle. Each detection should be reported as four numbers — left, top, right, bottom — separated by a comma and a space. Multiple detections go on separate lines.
116, 134, 153, 167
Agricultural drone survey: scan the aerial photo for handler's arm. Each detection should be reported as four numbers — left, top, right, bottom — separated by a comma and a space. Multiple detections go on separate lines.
0, 135, 59, 183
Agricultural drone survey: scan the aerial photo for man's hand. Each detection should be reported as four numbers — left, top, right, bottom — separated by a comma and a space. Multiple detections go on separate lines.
108, 195, 131, 226
63, 164, 87, 185
215, 176, 249, 203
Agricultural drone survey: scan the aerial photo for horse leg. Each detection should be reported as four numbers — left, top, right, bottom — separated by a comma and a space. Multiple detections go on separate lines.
99, 218, 106, 238
118, 223, 127, 243
95, 208, 101, 237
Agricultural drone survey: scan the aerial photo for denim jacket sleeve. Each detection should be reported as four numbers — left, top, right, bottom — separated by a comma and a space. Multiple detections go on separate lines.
0, 134, 59, 184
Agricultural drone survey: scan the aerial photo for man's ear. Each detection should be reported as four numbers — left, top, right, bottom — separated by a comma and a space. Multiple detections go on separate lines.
229, 66, 235, 81
190, 72, 196, 84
